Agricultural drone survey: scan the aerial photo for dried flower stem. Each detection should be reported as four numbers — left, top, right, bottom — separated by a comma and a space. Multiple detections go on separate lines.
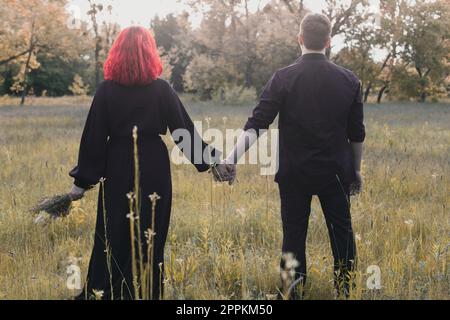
100, 178, 114, 300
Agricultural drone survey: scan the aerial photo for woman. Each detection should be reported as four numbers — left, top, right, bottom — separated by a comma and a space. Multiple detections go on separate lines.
68, 26, 218, 300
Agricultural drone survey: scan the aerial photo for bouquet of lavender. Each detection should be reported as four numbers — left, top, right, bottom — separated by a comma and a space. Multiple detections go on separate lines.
30, 194, 74, 223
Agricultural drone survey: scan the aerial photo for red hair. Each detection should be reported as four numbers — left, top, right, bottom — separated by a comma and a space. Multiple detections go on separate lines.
104, 26, 163, 86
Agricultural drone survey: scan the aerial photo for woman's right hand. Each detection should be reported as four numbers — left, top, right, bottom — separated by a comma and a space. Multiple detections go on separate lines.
69, 184, 86, 201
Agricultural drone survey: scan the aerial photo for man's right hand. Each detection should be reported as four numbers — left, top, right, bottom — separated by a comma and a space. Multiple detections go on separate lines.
350, 171, 363, 196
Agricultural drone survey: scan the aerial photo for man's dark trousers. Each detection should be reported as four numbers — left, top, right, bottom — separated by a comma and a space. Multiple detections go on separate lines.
279, 177, 356, 297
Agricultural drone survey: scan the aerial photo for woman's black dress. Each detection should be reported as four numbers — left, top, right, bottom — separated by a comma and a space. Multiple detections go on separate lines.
70, 79, 216, 300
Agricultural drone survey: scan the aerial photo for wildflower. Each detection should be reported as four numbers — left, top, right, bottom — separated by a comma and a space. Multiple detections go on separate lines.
431, 173, 439, 181
145, 229, 156, 244
404, 219, 414, 226
67, 255, 81, 265
92, 289, 104, 300
149, 192, 161, 203
126, 211, 138, 220
266, 294, 277, 300
145, 228, 156, 238
283, 253, 299, 270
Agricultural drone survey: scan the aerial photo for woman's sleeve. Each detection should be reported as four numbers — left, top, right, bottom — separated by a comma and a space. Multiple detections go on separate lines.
69, 82, 109, 189
164, 84, 220, 172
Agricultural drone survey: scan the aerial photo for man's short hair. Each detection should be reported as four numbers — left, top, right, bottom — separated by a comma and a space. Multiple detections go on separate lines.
299, 13, 332, 51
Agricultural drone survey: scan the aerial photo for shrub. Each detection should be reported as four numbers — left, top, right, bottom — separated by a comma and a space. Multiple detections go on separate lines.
212, 84, 257, 106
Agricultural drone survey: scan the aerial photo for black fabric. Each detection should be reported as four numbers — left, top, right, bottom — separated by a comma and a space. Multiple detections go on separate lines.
70, 79, 217, 300
244, 53, 365, 194
278, 178, 356, 297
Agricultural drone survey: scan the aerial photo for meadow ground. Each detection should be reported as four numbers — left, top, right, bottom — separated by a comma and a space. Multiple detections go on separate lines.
0, 96, 448, 300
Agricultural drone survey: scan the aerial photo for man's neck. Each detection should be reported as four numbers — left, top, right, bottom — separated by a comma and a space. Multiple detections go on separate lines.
301, 47, 326, 55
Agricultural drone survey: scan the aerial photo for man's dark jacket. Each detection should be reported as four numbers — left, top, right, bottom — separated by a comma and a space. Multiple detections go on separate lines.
244, 53, 366, 194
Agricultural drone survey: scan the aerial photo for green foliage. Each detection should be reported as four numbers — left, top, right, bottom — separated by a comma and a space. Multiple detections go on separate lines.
395, 0, 450, 102
27, 53, 91, 97
390, 66, 448, 102
1, 0, 449, 103
152, 13, 194, 92
184, 54, 238, 100
367, 0, 450, 103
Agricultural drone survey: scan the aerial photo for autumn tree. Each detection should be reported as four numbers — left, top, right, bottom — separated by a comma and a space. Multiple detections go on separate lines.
0, 0, 93, 104
183, 0, 301, 96
335, 7, 380, 102
87, 0, 104, 89
393, 0, 450, 102
282, 0, 371, 57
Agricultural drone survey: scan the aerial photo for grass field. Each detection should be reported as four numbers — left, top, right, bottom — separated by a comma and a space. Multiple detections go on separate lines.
0, 97, 449, 300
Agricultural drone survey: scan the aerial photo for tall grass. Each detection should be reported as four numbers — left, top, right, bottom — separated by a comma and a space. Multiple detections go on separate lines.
0, 99, 448, 300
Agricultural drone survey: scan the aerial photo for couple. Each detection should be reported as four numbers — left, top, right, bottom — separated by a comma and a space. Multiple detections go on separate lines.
69, 13, 365, 300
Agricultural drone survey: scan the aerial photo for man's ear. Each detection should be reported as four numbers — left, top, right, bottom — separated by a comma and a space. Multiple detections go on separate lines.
298, 34, 304, 47
325, 37, 331, 49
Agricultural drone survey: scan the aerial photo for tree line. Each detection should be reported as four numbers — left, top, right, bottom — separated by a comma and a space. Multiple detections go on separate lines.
0, 0, 448, 105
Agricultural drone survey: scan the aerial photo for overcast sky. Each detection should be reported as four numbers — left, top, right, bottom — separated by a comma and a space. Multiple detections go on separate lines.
68, 0, 381, 56
69, 0, 380, 27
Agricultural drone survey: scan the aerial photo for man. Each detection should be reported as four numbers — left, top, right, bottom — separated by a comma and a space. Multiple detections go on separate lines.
215, 13, 365, 298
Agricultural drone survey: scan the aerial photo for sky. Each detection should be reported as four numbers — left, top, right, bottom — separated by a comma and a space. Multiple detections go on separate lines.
68, 0, 381, 56
68, 0, 380, 28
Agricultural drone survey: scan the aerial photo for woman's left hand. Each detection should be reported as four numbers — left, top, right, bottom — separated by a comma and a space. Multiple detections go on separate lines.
211, 160, 237, 185
69, 184, 86, 201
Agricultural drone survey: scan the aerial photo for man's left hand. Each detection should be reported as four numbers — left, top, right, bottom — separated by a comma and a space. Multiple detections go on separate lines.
350, 171, 363, 196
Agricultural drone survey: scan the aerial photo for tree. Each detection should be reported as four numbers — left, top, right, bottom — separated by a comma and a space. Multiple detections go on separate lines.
253, 1, 300, 92
0, 0, 88, 105
335, 8, 379, 102
372, 0, 449, 103
371, 0, 408, 103
396, 0, 449, 102
87, 0, 104, 89
152, 12, 194, 92
69, 74, 90, 96
336, 47, 377, 102
0, 0, 33, 66
184, 54, 238, 99
184, 0, 301, 94
326, 0, 371, 58
29, 50, 90, 97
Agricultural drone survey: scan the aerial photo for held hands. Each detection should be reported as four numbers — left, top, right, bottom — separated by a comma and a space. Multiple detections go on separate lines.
211, 160, 237, 185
